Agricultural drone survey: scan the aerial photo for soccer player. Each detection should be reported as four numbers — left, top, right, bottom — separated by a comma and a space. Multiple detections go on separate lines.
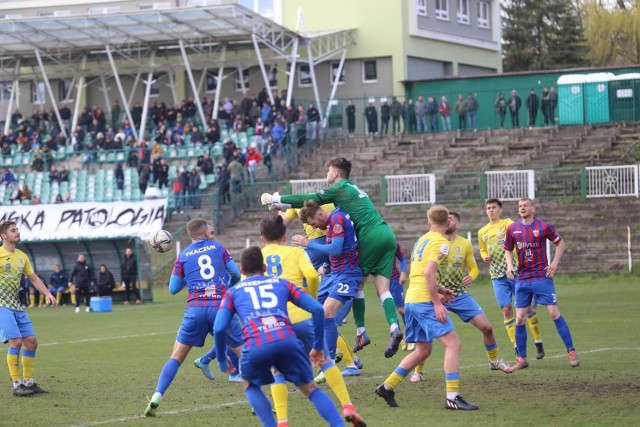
144, 218, 244, 417
262, 215, 365, 427
0, 220, 57, 396
503, 198, 580, 372
478, 198, 545, 359
375, 205, 478, 410
410, 212, 508, 382
213, 247, 345, 427
261, 157, 403, 358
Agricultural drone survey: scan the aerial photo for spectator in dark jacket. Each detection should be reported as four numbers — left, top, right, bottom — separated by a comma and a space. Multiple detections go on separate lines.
121, 247, 141, 304
526, 88, 540, 127
48, 264, 69, 305
97, 264, 115, 296
68, 254, 95, 313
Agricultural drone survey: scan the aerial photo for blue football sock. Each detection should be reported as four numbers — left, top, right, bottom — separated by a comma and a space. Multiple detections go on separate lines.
156, 358, 181, 395
308, 388, 344, 427
324, 317, 338, 359
553, 315, 574, 351
200, 346, 217, 364
227, 347, 239, 372
245, 384, 277, 427
515, 324, 527, 358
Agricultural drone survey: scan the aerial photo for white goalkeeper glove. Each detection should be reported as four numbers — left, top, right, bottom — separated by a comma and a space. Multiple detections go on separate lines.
260, 192, 281, 205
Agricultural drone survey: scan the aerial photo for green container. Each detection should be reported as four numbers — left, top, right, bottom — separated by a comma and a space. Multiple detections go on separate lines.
557, 74, 586, 125
584, 72, 614, 124
609, 73, 640, 122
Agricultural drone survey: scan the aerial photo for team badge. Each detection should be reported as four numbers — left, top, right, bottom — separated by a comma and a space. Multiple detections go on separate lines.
516, 242, 523, 249
332, 223, 343, 235
4, 263, 10, 270
483, 235, 489, 242
456, 246, 461, 252
533, 230, 539, 237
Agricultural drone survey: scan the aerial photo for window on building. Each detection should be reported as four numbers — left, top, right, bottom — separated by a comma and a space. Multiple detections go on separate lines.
239, 0, 274, 19
330, 62, 345, 85
235, 68, 250, 91
32, 81, 46, 104
478, 1, 490, 29
2, 14, 23, 20
416, 0, 427, 17
150, 74, 161, 97
87, 7, 122, 15
299, 64, 312, 87
268, 66, 278, 88
187, 0, 221, 6
435, 0, 449, 20
206, 71, 218, 93
39, 10, 71, 17
457, 0, 470, 24
0, 82, 12, 101
362, 60, 377, 83
59, 79, 73, 101
138, 3, 171, 10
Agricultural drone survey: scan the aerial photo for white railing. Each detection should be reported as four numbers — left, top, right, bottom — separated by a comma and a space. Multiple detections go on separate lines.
385, 174, 436, 205
485, 170, 535, 201
290, 179, 328, 194
586, 165, 639, 198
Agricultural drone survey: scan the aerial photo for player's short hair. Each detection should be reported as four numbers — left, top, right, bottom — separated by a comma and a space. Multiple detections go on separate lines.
187, 218, 208, 239
486, 198, 502, 208
427, 205, 449, 226
449, 211, 461, 223
260, 215, 286, 241
325, 157, 352, 178
0, 220, 16, 236
298, 200, 322, 224
241, 246, 264, 274
519, 197, 534, 204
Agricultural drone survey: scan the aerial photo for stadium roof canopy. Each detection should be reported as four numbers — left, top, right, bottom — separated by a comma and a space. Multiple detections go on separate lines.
0, 2, 356, 138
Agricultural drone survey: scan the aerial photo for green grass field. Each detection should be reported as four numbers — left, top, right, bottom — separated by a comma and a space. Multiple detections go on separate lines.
3, 274, 639, 426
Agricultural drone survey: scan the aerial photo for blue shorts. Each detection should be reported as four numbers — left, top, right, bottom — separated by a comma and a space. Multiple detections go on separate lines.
305, 237, 331, 270
49, 286, 66, 294
177, 306, 243, 348
444, 292, 484, 323
317, 270, 361, 305
241, 338, 314, 387
390, 280, 405, 308
0, 307, 35, 344
491, 276, 515, 308
515, 278, 557, 308
404, 302, 455, 344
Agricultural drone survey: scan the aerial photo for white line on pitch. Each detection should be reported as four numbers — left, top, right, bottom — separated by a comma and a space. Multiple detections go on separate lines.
39, 331, 176, 347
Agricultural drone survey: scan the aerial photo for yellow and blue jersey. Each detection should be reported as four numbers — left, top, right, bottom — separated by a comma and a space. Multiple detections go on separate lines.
0, 247, 34, 311
437, 235, 479, 296
261, 244, 319, 324
405, 231, 450, 304
478, 218, 516, 279
284, 203, 335, 240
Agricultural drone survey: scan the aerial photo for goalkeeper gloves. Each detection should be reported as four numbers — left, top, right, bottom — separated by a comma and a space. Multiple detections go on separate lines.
260, 192, 281, 205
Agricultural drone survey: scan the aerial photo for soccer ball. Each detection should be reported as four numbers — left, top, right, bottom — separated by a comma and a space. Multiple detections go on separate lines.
150, 230, 174, 253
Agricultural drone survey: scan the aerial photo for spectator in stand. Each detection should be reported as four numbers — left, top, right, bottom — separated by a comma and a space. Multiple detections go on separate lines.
549, 87, 558, 124
3, 168, 16, 188
111, 100, 121, 130
216, 165, 230, 206
466, 93, 479, 131
454, 95, 467, 131
139, 165, 150, 195
83, 141, 97, 173
49, 264, 69, 305
31, 195, 42, 205
426, 96, 439, 132
438, 96, 452, 131
54, 194, 64, 204
9, 183, 22, 203
158, 158, 169, 190
380, 99, 391, 136
151, 143, 164, 157
346, 99, 356, 135
121, 247, 141, 305
10, 108, 23, 127
391, 97, 402, 135
115, 162, 124, 192
270, 119, 285, 148
526, 88, 540, 128
206, 124, 220, 144
131, 102, 143, 128
495, 92, 507, 129
406, 98, 417, 134
189, 169, 202, 209
58, 165, 69, 182
541, 87, 552, 126
414, 95, 427, 133
509, 90, 522, 129
79, 106, 92, 133
68, 254, 95, 314
97, 265, 115, 297
261, 101, 273, 125
232, 115, 244, 134
171, 171, 185, 214
365, 100, 378, 136
59, 103, 71, 124
181, 168, 191, 206
228, 155, 244, 195
2, 142, 12, 157
88, 119, 101, 140
21, 185, 31, 202
306, 102, 320, 140
245, 143, 262, 183
198, 153, 214, 175
222, 138, 237, 165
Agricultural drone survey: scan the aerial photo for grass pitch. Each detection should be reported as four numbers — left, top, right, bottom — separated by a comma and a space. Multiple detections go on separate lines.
2, 273, 639, 426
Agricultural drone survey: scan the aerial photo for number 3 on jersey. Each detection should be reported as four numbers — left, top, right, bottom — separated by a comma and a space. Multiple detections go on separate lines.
265, 254, 283, 277
244, 284, 278, 309
198, 255, 215, 280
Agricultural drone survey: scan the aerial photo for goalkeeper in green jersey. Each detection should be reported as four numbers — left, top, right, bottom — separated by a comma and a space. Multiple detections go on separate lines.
261, 157, 404, 358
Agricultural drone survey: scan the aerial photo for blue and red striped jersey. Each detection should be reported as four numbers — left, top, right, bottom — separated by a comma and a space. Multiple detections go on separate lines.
391, 243, 406, 283
505, 218, 561, 281
220, 275, 303, 349
326, 208, 360, 272
171, 239, 233, 307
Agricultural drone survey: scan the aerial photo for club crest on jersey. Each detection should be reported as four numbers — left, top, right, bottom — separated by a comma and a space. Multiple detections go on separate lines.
455, 246, 461, 252
483, 235, 489, 242
516, 242, 523, 249
533, 230, 540, 237
4, 263, 10, 270
332, 223, 343, 235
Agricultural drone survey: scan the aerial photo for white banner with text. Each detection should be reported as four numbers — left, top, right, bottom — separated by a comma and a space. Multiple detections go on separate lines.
0, 199, 168, 241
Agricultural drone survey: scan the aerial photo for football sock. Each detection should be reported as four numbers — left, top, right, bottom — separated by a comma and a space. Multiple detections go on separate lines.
29, 295, 35, 306
322, 362, 351, 406
156, 358, 181, 394
527, 311, 542, 342
200, 346, 217, 364
515, 324, 527, 358
71, 293, 76, 305
39, 295, 45, 305
353, 293, 366, 329
228, 347, 239, 372
308, 388, 343, 427
246, 384, 277, 427
486, 342, 499, 362
336, 334, 354, 366
56, 291, 62, 304
271, 374, 288, 424
445, 372, 460, 400
504, 317, 516, 346
415, 360, 425, 374
324, 317, 338, 359
21, 349, 36, 383
384, 366, 409, 389
553, 315, 574, 350
7, 347, 20, 382
380, 292, 399, 327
